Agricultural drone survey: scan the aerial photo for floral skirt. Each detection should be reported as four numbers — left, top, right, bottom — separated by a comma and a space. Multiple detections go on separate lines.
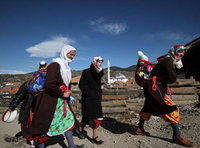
140, 95, 180, 124
47, 98, 75, 136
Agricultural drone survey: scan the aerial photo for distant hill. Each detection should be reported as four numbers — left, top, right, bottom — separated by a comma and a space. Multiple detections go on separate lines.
108, 65, 136, 72
0, 65, 137, 83
0, 64, 185, 83
0, 72, 34, 83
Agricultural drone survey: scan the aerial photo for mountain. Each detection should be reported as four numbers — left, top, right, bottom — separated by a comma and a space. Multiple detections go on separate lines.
109, 65, 136, 72
0, 65, 137, 83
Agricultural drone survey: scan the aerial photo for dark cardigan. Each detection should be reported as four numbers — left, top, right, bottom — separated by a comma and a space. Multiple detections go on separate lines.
79, 64, 104, 119
141, 56, 178, 115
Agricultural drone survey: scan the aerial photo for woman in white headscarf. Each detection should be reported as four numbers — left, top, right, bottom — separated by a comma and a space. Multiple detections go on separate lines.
26, 45, 81, 148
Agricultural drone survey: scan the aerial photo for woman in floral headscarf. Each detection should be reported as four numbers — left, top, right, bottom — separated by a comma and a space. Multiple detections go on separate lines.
78, 56, 104, 145
135, 45, 195, 147
26, 45, 81, 148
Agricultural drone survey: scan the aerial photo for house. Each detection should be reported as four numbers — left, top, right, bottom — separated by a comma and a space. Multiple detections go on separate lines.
183, 36, 200, 81
126, 78, 137, 86
110, 81, 126, 89
0, 82, 22, 95
71, 75, 81, 90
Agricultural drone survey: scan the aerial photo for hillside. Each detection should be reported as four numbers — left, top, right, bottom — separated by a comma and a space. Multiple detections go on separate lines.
109, 65, 136, 72
0, 65, 137, 83
0, 64, 185, 83
0, 73, 34, 83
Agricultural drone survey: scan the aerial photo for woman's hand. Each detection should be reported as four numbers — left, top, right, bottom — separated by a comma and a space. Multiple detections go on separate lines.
63, 90, 72, 98
7, 108, 12, 112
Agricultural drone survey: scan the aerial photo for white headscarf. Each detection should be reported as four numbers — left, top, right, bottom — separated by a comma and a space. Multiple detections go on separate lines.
92, 56, 103, 73
52, 45, 76, 86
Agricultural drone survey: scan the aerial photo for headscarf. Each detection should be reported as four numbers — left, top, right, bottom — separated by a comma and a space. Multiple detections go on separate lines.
39, 60, 48, 71
40, 60, 47, 67
52, 45, 76, 86
92, 56, 103, 73
168, 45, 187, 57
168, 45, 186, 69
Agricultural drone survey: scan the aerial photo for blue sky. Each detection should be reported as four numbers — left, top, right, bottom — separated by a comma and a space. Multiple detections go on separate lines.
0, 0, 199, 74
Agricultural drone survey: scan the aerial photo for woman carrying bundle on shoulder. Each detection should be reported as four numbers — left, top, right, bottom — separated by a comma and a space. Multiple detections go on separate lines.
135, 45, 195, 147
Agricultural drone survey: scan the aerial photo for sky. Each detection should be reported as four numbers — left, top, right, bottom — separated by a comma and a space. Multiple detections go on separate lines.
0, 0, 200, 74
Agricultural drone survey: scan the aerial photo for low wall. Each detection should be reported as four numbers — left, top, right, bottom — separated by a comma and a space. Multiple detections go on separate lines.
71, 82, 199, 115
0, 79, 199, 115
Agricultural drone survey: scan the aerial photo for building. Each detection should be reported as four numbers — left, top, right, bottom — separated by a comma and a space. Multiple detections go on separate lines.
111, 73, 128, 83
0, 82, 22, 95
126, 78, 137, 86
71, 75, 81, 90
183, 36, 200, 81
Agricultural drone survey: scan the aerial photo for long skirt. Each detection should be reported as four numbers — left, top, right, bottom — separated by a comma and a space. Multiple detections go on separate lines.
47, 98, 75, 136
140, 95, 180, 124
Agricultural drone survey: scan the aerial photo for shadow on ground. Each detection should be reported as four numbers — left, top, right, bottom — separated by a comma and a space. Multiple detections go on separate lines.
100, 117, 137, 135
101, 117, 173, 144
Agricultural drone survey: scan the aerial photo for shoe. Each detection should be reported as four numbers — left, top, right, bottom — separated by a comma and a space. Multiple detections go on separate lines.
173, 135, 195, 147
5, 136, 18, 142
91, 136, 104, 145
135, 127, 150, 136
76, 144, 84, 148
76, 129, 86, 139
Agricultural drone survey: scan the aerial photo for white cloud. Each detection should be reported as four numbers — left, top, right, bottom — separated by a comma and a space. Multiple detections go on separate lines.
30, 65, 37, 70
89, 17, 127, 35
26, 35, 75, 58
96, 23, 127, 35
0, 69, 26, 74
89, 17, 105, 25
145, 32, 186, 40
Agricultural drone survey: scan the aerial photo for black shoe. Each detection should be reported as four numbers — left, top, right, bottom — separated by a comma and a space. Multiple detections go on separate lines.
5, 136, 18, 142
76, 144, 85, 148
91, 136, 104, 145
76, 130, 86, 139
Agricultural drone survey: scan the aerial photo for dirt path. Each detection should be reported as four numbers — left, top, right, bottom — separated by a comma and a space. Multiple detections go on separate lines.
0, 102, 199, 148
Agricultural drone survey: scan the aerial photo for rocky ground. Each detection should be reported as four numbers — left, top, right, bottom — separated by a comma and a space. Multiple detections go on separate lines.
0, 102, 199, 148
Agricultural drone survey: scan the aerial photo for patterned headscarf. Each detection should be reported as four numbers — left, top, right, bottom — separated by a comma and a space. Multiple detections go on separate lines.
168, 45, 186, 69
169, 45, 187, 56
52, 45, 76, 86
92, 56, 103, 73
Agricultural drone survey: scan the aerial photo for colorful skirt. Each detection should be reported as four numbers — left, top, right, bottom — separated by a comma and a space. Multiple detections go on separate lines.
47, 98, 75, 136
140, 95, 180, 124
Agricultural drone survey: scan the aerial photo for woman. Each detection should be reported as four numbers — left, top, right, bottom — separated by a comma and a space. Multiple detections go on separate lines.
27, 45, 79, 148
78, 56, 104, 145
7, 61, 48, 148
136, 45, 195, 147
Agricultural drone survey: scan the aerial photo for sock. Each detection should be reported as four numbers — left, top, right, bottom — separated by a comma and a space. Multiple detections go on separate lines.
171, 123, 181, 137
138, 117, 145, 130
64, 131, 77, 148
38, 143, 45, 148
30, 140, 34, 147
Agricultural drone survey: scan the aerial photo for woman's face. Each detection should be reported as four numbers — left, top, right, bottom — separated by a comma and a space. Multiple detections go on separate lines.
40, 64, 48, 70
176, 51, 185, 61
67, 50, 76, 60
97, 60, 103, 67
